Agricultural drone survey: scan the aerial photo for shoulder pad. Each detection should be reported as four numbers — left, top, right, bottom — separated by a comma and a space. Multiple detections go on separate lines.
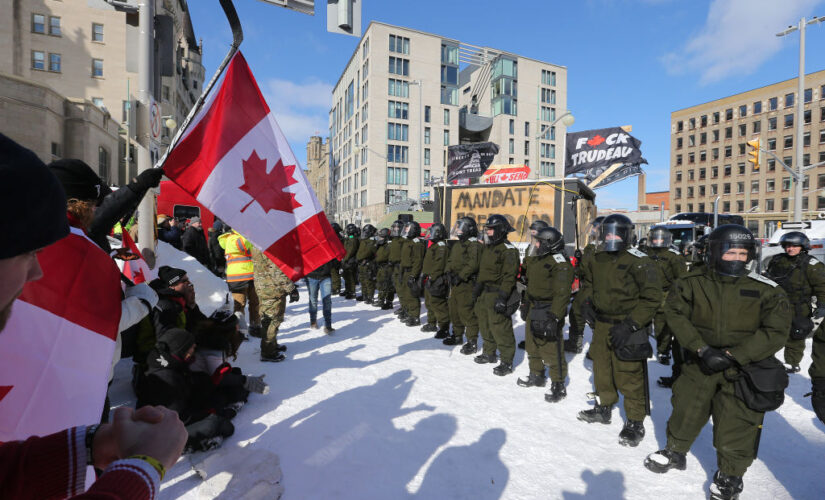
553, 254, 566, 264
811, 257, 820, 266
669, 248, 681, 255
748, 272, 778, 288
468, 237, 478, 242
504, 242, 515, 249
437, 241, 446, 246
627, 248, 647, 258
413, 238, 420, 243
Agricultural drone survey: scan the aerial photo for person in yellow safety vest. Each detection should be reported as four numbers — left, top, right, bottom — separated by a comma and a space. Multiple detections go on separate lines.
219, 228, 261, 336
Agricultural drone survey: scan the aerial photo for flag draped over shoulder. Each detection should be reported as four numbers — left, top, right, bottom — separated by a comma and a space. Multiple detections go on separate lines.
0, 227, 122, 441
119, 230, 156, 284
162, 51, 344, 280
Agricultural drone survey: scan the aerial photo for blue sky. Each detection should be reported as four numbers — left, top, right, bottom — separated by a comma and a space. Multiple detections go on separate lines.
188, 0, 825, 210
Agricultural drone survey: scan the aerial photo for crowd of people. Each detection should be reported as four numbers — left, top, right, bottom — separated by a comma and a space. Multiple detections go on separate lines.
324, 212, 825, 500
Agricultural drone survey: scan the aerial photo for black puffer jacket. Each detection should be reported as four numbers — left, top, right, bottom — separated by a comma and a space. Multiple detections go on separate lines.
182, 226, 210, 266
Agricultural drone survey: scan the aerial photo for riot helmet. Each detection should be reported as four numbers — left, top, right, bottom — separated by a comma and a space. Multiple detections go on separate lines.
532, 227, 565, 257
345, 223, 359, 237
426, 223, 447, 243
361, 224, 376, 239
598, 214, 634, 252
690, 234, 709, 263
529, 220, 550, 237
483, 214, 515, 246
331, 222, 343, 236
647, 227, 673, 248
390, 220, 405, 238
402, 220, 421, 240
450, 216, 478, 241
706, 224, 756, 277
779, 231, 811, 252
375, 227, 391, 246
586, 216, 605, 246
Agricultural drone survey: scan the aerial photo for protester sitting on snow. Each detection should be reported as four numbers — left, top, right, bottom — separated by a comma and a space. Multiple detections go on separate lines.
182, 216, 210, 267
157, 214, 183, 250
0, 133, 187, 499
136, 328, 266, 452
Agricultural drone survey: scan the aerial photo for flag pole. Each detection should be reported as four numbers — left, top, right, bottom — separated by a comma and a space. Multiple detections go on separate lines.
155, 0, 244, 170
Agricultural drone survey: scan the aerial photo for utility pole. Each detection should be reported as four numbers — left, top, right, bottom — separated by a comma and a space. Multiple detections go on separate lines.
136, 0, 156, 266
777, 16, 824, 221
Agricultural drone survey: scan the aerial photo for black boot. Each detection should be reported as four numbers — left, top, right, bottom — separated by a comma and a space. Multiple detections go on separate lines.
492, 361, 513, 376
434, 327, 450, 339
398, 310, 408, 322
381, 301, 394, 310
516, 373, 547, 388
261, 352, 286, 363
644, 448, 686, 473
577, 404, 612, 424
709, 470, 743, 500
657, 352, 671, 365
420, 323, 438, 333
809, 377, 825, 425
517, 340, 526, 350
544, 382, 567, 403
618, 419, 645, 447
364, 297, 373, 305
355, 294, 364, 301
405, 316, 421, 326
345, 293, 356, 300
460, 340, 477, 355
786, 363, 801, 373
564, 332, 583, 353
474, 352, 497, 364
394, 307, 404, 316
657, 376, 674, 388
443, 335, 463, 346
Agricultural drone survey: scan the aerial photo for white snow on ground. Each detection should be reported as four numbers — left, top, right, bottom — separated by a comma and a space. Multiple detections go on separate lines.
110, 271, 825, 499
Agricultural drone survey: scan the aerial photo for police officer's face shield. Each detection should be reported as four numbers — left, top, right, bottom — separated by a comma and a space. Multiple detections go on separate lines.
530, 236, 552, 257
450, 220, 468, 240
401, 224, 413, 239
390, 223, 403, 238
361, 228, 370, 239
598, 223, 630, 252
647, 229, 672, 248
587, 222, 602, 246
709, 241, 756, 277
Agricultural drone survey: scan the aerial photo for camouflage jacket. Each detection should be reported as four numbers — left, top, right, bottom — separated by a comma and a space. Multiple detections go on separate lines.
252, 247, 296, 297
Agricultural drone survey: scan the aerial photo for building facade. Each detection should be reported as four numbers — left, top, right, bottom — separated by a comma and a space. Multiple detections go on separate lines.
306, 135, 330, 212
0, 0, 204, 184
328, 21, 568, 225
670, 69, 825, 237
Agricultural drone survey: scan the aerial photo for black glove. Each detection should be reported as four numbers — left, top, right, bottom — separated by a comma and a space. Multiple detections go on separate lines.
494, 291, 509, 315
450, 273, 463, 287
129, 168, 164, 194
698, 346, 734, 374
813, 305, 825, 320
791, 315, 815, 340
407, 276, 417, 288
289, 289, 299, 303
608, 319, 639, 350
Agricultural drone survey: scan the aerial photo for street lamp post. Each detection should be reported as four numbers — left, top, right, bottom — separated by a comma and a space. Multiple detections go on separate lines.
777, 15, 824, 221
535, 110, 575, 179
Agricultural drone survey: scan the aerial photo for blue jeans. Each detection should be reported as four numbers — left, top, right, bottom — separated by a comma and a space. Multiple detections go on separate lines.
305, 277, 332, 327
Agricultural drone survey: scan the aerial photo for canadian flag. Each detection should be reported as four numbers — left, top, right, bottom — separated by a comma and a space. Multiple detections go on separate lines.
0, 227, 122, 441
119, 230, 156, 285
163, 52, 344, 280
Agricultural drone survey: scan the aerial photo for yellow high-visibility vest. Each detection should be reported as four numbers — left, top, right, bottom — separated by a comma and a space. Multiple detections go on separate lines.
219, 231, 254, 282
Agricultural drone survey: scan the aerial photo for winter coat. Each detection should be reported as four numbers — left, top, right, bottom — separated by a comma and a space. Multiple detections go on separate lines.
158, 225, 183, 250
307, 260, 334, 279
208, 228, 226, 275
182, 226, 210, 266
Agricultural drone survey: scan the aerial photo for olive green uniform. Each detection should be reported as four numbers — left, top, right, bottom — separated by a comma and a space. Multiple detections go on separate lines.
341, 235, 360, 296
811, 327, 825, 378
764, 253, 825, 366
389, 237, 405, 307
252, 248, 296, 356
400, 237, 426, 319
330, 258, 341, 294
356, 238, 378, 301
447, 237, 483, 342
375, 240, 393, 304
570, 244, 596, 336
645, 246, 687, 356
523, 252, 574, 382
580, 248, 662, 421
474, 240, 520, 362
664, 270, 791, 477
422, 240, 450, 330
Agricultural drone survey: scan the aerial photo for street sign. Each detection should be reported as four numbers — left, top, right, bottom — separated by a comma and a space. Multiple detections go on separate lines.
420, 192, 430, 200
149, 98, 161, 141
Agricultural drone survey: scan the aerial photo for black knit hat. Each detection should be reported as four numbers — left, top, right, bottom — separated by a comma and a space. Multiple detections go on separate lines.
159, 328, 195, 359
158, 265, 187, 287
0, 134, 70, 259
48, 158, 112, 204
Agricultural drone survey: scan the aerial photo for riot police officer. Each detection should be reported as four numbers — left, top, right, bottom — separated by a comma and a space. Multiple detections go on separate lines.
516, 227, 574, 403
388, 220, 406, 317
341, 223, 360, 299
645, 225, 790, 500
566, 216, 605, 354
644, 226, 687, 367
763, 231, 825, 373
473, 214, 520, 376
445, 217, 483, 351
517, 220, 549, 350
356, 224, 378, 304
421, 223, 451, 337
577, 214, 661, 448
374, 228, 394, 310
399, 221, 426, 326
330, 222, 344, 295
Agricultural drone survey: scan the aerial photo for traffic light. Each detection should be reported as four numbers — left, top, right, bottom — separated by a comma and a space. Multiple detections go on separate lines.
747, 138, 761, 170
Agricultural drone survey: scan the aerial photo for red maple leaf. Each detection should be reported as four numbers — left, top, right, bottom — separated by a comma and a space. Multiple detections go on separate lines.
238, 150, 302, 214
0, 386, 12, 403
587, 135, 605, 147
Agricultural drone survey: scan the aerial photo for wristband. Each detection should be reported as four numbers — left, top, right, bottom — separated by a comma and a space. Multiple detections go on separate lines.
85, 424, 99, 466
128, 454, 165, 480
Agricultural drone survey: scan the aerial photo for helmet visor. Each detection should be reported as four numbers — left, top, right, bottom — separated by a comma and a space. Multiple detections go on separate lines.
648, 229, 672, 248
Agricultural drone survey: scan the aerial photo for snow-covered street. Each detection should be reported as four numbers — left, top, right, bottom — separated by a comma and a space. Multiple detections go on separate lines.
112, 286, 825, 499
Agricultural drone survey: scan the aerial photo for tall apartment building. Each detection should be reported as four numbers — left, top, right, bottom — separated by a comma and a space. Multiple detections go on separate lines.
329, 21, 568, 225
670, 69, 825, 237
306, 135, 330, 212
0, 0, 204, 184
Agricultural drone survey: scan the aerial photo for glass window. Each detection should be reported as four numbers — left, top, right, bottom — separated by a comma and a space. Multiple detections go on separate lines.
739, 105, 747, 117
524, 122, 530, 136
440, 86, 457, 105
701, 115, 708, 127
785, 93, 794, 107
32, 14, 45, 34
91, 22, 104, 41
388, 57, 409, 76
48, 53, 61, 72
805, 88, 813, 103
444, 109, 450, 125
676, 137, 683, 149
388, 79, 409, 98
700, 133, 706, 145
389, 35, 410, 55
524, 141, 530, 155
441, 65, 458, 85
713, 112, 720, 124
752, 121, 761, 133
424, 106, 431, 123
31, 50, 45, 70
738, 124, 746, 137
509, 119, 514, 135
769, 97, 778, 110
784, 114, 794, 128
424, 149, 430, 166
725, 108, 733, 120
689, 118, 696, 129
753, 101, 762, 114
768, 117, 777, 130
725, 127, 732, 139
713, 130, 720, 142
768, 138, 776, 150
443, 129, 449, 146
676, 121, 683, 132
509, 138, 514, 154
441, 44, 458, 65
424, 127, 430, 144
49, 16, 61, 36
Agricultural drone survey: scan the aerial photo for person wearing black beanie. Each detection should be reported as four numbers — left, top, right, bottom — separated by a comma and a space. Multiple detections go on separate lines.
48, 158, 111, 231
